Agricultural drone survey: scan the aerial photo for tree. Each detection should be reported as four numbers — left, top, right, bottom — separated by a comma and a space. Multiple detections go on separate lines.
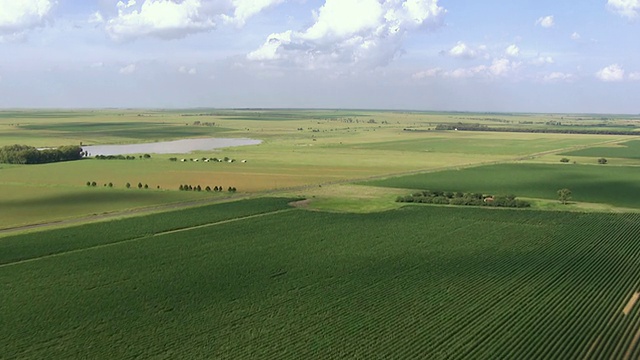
137, 182, 143, 189
560, 158, 570, 163
598, 158, 608, 164
557, 188, 572, 205
126, 182, 131, 189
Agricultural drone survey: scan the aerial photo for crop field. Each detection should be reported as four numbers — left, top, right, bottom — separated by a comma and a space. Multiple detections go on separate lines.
366, 163, 640, 209
560, 139, 640, 160
2, 204, 640, 358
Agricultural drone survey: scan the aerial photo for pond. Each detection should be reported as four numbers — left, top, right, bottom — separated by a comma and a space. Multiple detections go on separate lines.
82, 138, 262, 156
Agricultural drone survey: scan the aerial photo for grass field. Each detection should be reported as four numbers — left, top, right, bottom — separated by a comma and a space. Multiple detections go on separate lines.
365, 163, 640, 209
1, 109, 629, 228
560, 139, 640, 160
3, 203, 640, 358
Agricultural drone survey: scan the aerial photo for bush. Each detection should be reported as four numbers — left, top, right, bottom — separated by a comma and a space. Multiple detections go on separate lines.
126, 183, 131, 189
598, 158, 608, 164
560, 158, 570, 163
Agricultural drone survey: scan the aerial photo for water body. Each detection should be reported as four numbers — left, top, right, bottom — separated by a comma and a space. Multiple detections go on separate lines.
82, 138, 261, 156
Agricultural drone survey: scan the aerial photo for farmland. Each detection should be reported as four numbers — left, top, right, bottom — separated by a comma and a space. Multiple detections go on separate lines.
365, 163, 640, 210
0, 109, 634, 228
3, 203, 640, 358
2, 109, 640, 358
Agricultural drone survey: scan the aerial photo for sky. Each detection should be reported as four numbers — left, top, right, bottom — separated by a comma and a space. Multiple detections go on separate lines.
0, 0, 639, 113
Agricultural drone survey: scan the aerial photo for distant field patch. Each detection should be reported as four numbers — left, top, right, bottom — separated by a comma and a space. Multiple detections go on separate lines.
365, 163, 640, 208
19, 122, 233, 142
353, 135, 616, 156
560, 140, 640, 159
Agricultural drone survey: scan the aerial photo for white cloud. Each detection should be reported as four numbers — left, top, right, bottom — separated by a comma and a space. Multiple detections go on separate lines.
103, 0, 287, 40
542, 72, 574, 82
105, 0, 217, 40
570, 32, 581, 40
179, 66, 197, 75
489, 58, 519, 76
119, 63, 137, 74
0, 0, 55, 39
90, 62, 105, 68
607, 0, 640, 19
418, 58, 520, 79
447, 42, 486, 59
505, 44, 520, 57
223, 0, 284, 27
596, 64, 625, 82
629, 72, 640, 81
536, 15, 554, 28
248, 0, 446, 68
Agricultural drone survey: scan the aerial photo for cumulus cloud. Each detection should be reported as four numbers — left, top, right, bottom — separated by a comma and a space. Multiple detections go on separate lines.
0, 0, 55, 40
102, 0, 286, 40
105, 0, 217, 40
119, 63, 137, 74
414, 58, 520, 80
248, 0, 446, 68
536, 15, 554, 28
447, 42, 487, 59
223, 0, 285, 27
570, 32, 581, 40
596, 64, 625, 82
607, 0, 640, 19
505, 44, 520, 57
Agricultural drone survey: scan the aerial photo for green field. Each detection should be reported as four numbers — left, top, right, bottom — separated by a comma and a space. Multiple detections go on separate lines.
366, 163, 640, 209
560, 139, 640, 160
3, 202, 640, 358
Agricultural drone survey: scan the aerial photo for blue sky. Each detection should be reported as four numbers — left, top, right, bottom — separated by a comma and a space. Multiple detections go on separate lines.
0, 0, 639, 113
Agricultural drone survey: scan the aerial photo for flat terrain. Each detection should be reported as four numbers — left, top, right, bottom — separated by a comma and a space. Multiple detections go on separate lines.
3, 109, 640, 359
0, 110, 633, 229
3, 200, 640, 358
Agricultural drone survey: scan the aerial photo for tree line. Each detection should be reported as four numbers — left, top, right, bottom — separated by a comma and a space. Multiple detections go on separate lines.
432, 123, 637, 136
0, 144, 83, 164
397, 190, 530, 208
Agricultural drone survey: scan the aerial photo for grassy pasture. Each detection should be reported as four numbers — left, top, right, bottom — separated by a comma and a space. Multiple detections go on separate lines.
366, 163, 640, 209
3, 205, 640, 358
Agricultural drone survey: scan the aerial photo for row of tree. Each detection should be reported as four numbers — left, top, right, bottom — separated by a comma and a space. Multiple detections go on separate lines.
86, 181, 157, 189
95, 154, 151, 160
179, 184, 237, 192
0, 144, 83, 164
396, 190, 530, 208
433, 123, 637, 136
